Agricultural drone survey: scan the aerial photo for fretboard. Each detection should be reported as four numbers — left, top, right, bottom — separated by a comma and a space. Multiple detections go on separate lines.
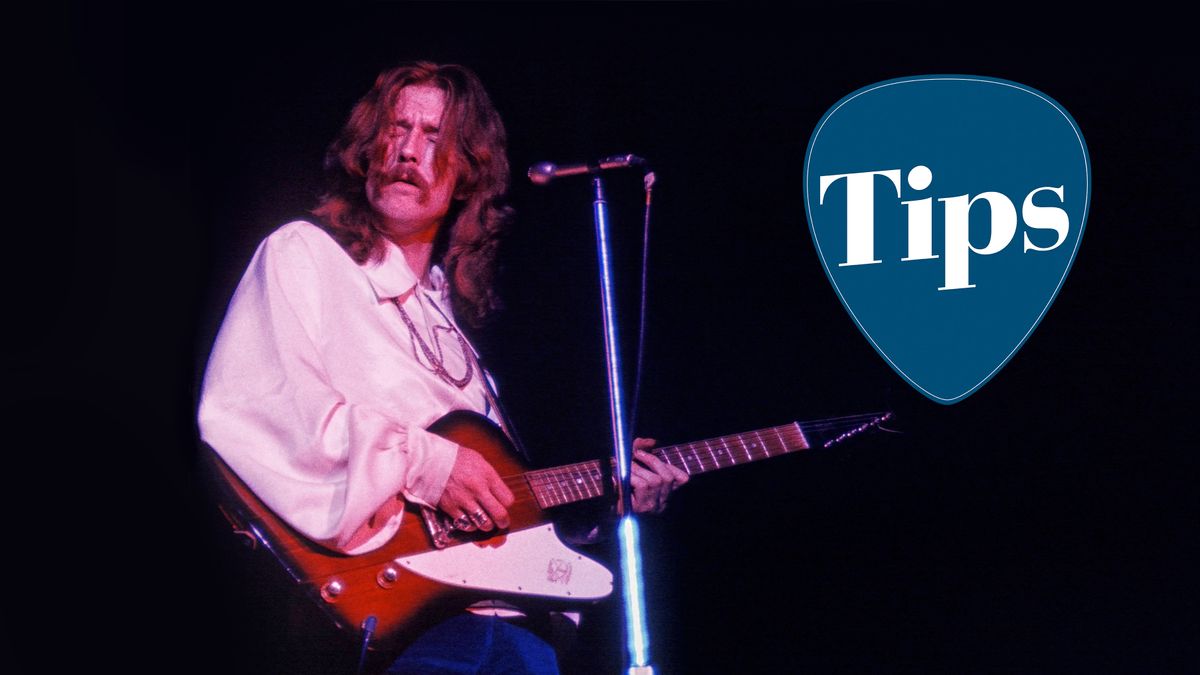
524, 412, 891, 509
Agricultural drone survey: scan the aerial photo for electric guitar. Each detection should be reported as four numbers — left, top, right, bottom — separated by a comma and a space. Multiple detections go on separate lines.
210, 410, 892, 649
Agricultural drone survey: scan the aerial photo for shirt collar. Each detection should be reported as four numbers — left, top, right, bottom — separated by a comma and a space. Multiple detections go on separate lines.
361, 239, 446, 300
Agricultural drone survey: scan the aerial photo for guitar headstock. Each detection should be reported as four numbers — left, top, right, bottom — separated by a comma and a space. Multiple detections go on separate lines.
798, 411, 895, 449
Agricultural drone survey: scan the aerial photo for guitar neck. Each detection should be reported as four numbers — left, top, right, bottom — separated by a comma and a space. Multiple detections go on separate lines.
525, 412, 891, 509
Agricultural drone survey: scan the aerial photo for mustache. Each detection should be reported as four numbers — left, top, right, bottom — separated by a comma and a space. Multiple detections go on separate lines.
384, 166, 428, 191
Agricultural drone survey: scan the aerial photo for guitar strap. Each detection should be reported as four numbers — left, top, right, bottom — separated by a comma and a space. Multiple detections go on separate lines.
464, 341, 534, 463
419, 284, 533, 463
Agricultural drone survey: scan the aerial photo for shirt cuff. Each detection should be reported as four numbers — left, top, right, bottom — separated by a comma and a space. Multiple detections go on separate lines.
401, 425, 460, 508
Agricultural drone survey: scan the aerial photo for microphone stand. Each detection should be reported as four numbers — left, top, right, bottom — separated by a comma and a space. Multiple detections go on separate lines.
590, 175, 656, 675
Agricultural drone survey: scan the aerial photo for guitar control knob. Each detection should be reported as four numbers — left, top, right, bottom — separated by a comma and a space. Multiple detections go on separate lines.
320, 579, 345, 603
377, 565, 400, 589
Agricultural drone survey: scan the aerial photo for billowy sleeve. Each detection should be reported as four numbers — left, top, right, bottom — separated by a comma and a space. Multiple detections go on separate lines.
198, 224, 458, 554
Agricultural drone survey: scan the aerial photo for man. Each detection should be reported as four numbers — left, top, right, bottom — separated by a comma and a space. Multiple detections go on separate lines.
199, 61, 687, 673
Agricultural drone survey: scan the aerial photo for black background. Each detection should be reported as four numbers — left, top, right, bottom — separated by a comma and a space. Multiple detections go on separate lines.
14, 2, 1195, 673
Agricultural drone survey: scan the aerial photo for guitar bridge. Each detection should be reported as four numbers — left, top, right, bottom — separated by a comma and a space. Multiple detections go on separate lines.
419, 505, 454, 549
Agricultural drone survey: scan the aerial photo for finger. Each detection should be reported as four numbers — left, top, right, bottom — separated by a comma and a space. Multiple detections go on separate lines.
666, 461, 689, 485
450, 509, 476, 532
629, 467, 649, 497
632, 437, 657, 451
631, 461, 663, 489
627, 469, 656, 514
468, 504, 497, 531
457, 501, 495, 532
487, 471, 515, 507
633, 448, 662, 468
633, 465, 669, 514
635, 449, 689, 486
475, 491, 510, 530
439, 484, 476, 531
634, 450, 672, 481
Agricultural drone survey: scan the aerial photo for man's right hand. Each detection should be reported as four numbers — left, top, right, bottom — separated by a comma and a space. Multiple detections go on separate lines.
437, 446, 515, 532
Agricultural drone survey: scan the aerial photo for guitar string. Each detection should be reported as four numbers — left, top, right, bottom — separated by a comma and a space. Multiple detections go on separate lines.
489, 414, 888, 507
517, 414, 881, 483
504, 415, 881, 490
496, 416, 887, 508
510, 413, 884, 492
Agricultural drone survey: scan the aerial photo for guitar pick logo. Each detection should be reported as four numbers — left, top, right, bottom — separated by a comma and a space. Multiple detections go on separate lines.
804, 76, 1090, 404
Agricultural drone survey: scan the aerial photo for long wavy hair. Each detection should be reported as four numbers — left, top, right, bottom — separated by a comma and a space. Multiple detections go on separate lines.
313, 61, 512, 327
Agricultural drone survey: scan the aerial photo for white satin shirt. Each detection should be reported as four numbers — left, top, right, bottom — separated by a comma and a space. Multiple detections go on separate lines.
198, 220, 495, 554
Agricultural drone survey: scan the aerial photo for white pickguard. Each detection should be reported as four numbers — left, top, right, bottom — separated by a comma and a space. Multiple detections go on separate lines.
396, 524, 613, 600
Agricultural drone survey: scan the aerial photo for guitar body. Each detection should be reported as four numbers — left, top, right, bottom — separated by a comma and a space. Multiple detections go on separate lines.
210, 407, 890, 652
210, 411, 613, 650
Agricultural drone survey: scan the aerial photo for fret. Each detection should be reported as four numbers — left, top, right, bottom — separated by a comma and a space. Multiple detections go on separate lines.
676, 445, 695, 474
561, 468, 578, 503
718, 438, 733, 468
584, 464, 602, 499
702, 439, 718, 470
574, 465, 590, 500
773, 425, 787, 455
719, 437, 734, 467
569, 466, 586, 499
670, 443, 685, 474
753, 429, 768, 458
545, 469, 561, 505
682, 443, 701, 474
561, 469, 576, 502
534, 470, 558, 507
570, 465, 592, 500
545, 469, 565, 507
736, 434, 753, 464
693, 443, 709, 473
793, 421, 809, 450
572, 466, 588, 502
557, 471, 572, 505
525, 472, 545, 508
662, 445, 692, 474
564, 466, 578, 502
526, 470, 545, 507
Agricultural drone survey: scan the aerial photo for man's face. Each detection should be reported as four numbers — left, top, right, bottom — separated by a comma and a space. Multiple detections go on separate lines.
365, 84, 457, 246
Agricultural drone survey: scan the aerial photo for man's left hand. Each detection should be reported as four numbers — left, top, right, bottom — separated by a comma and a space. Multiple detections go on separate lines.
629, 438, 689, 514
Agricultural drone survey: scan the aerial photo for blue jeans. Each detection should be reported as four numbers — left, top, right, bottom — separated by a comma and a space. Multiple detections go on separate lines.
385, 614, 560, 674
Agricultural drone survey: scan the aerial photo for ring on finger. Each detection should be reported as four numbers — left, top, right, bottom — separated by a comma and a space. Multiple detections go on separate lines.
452, 514, 474, 530
469, 509, 491, 527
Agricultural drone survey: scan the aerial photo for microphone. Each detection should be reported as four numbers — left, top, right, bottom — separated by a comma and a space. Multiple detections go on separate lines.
528, 154, 647, 185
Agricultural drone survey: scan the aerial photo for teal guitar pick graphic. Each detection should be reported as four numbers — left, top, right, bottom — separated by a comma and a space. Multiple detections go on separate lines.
804, 76, 1090, 404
